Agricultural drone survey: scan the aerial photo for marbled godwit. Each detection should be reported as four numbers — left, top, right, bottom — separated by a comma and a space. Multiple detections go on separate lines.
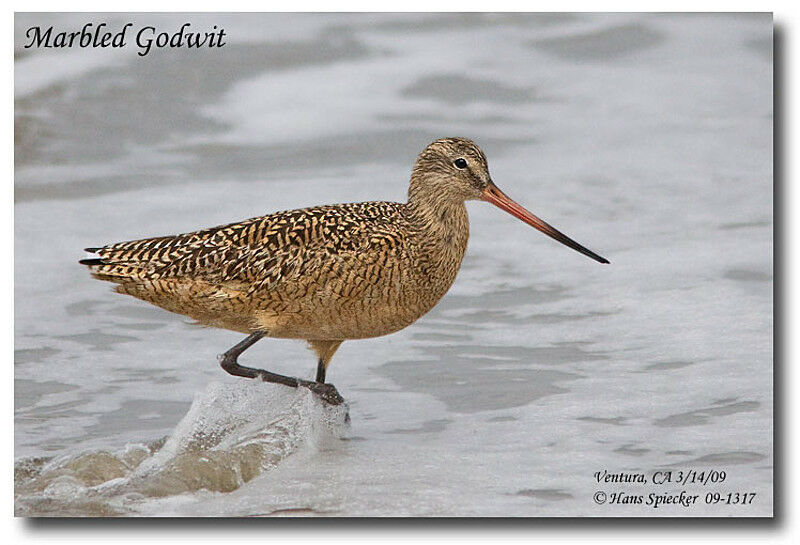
80, 137, 608, 404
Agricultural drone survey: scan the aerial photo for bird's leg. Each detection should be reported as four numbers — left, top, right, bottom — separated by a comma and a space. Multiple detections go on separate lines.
218, 332, 297, 387
218, 332, 343, 404
307, 340, 343, 402
316, 358, 326, 383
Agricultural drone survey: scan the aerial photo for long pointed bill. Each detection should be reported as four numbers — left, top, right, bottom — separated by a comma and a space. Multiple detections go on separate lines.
481, 183, 610, 264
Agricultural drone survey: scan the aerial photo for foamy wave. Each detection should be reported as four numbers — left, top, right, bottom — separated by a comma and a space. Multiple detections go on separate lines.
15, 381, 349, 516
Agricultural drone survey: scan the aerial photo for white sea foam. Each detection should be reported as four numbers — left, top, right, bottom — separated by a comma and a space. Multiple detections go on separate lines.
14, 381, 349, 515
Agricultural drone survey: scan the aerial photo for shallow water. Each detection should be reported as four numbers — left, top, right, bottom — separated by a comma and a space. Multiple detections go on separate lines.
15, 13, 772, 516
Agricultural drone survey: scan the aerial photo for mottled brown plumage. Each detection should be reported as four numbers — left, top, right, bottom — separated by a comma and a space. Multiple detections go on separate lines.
81, 137, 608, 403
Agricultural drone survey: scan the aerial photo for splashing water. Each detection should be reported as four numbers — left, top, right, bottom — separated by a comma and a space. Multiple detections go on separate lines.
14, 381, 350, 516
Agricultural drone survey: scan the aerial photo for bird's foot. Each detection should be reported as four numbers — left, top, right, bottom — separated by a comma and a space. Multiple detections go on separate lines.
298, 380, 345, 405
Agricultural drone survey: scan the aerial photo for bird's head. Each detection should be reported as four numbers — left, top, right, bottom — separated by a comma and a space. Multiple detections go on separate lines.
410, 137, 609, 264
411, 137, 492, 201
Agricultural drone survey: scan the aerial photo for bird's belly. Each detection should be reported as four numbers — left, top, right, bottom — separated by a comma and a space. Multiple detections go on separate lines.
257, 290, 431, 340
254, 272, 451, 340
268, 308, 416, 340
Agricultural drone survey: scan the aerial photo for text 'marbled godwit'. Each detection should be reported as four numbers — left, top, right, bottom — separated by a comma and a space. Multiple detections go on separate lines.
80, 138, 609, 404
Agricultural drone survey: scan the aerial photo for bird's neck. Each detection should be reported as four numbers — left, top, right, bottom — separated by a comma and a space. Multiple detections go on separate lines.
402, 175, 471, 314
406, 177, 470, 260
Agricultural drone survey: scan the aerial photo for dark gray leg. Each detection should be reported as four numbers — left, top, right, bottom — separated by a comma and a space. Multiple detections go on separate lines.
316, 358, 326, 383
218, 332, 343, 405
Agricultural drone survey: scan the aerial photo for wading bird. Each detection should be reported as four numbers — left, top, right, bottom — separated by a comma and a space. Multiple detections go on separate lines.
80, 138, 608, 404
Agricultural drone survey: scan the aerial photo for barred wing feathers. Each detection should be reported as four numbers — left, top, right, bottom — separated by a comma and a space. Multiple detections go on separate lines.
80, 202, 409, 295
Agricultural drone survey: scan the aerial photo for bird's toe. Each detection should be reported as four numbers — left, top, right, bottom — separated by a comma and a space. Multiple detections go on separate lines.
304, 382, 345, 405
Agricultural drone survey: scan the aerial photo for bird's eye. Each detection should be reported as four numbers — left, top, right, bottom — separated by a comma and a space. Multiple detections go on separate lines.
454, 158, 468, 169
